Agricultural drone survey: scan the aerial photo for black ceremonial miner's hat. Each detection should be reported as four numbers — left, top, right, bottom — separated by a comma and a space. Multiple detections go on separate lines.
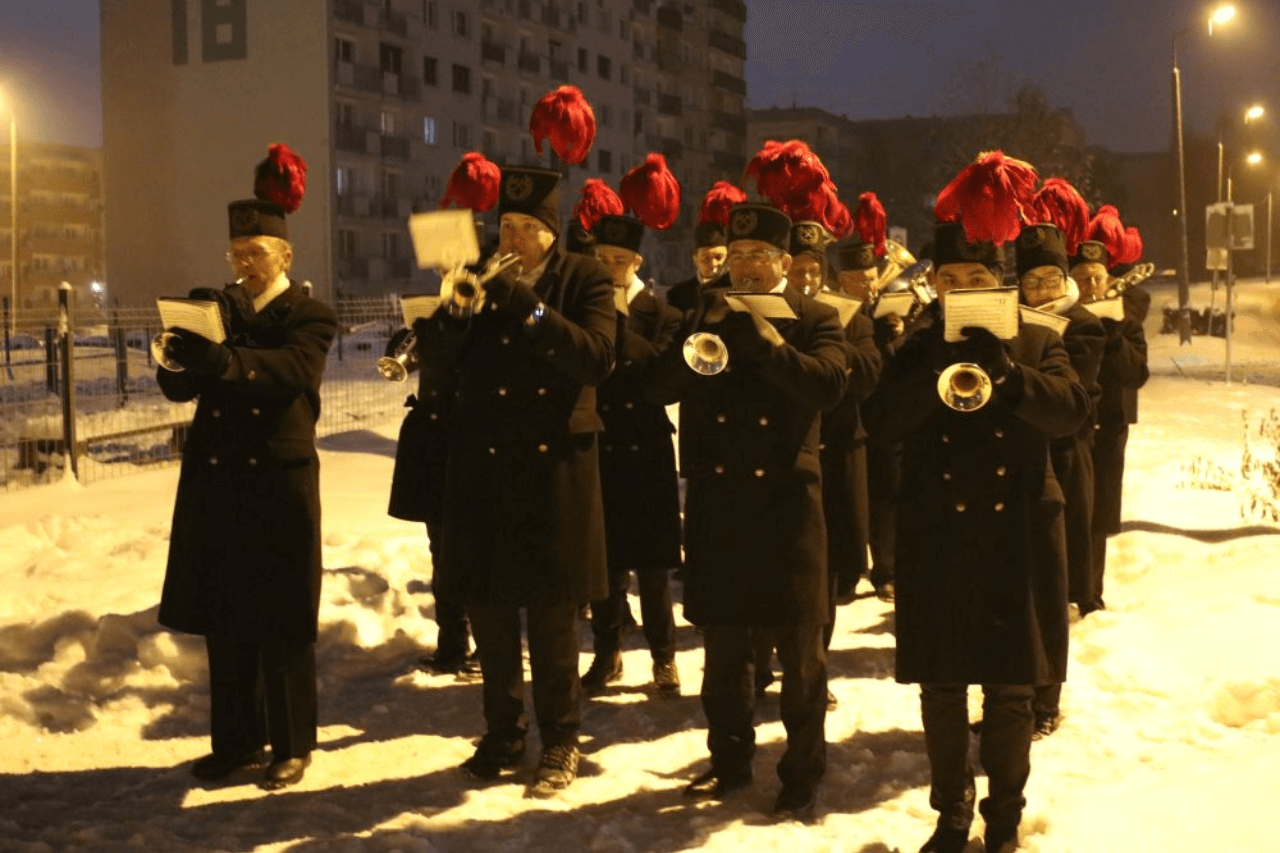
1015, 223, 1069, 276
498, 165, 562, 235
593, 215, 645, 254
932, 221, 1005, 275
727, 203, 792, 253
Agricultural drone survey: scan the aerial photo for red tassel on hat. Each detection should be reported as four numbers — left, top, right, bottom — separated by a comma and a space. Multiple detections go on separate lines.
699, 181, 749, 227
619, 153, 681, 230
821, 187, 854, 240
854, 192, 887, 257
1085, 204, 1128, 264
1116, 224, 1145, 267
746, 139, 831, 211
572, 178, 624, 231
1031, 177, 1090, 255
528, 85, 597, 165
253, 143, 307, 213
438, 152, 501, 212
934, 150, 1038, 246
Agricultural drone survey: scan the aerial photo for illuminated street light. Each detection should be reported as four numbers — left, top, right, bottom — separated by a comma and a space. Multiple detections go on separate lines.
1209, 4, 1237, 33
1246, 104, 1265, 122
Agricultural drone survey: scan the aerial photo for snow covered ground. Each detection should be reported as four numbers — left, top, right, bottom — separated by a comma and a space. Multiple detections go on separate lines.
1, 281, 1279, 852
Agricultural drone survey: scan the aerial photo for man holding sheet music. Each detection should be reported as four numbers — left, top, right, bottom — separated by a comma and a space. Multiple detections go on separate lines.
412, 164, 615, 797
648, 202, 846, 817
157, 171, 338, 792
862, 152, 1089, 853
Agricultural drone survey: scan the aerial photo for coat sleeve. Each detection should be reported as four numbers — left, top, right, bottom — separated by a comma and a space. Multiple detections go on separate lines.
620, 302, 681, 369
1101, 316, 1150, 390
1009, 331, 1091, 439
1064, 312, 1106, 393
218, 299, 338, 395
754, 301, 848, 411
526, 263, 617, 387
861, 323, 947, 438
844, 312, 883, 401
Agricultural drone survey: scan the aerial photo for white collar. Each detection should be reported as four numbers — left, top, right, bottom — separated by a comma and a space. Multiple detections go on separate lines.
625, 274, 644, 305
1033, 276, 1081, 316
517, 254, 551, 287
769, 277, 789, 294
252, 273, 291, 312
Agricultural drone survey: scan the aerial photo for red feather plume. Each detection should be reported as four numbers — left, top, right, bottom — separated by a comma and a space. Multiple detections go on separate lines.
253, 143, 307, 213
528, 85, 597, 165
934, 150, 1039, 246
572, 179, 624, 231
853, 192, 887, 257
438, 152, 501, 212
821, 188, 854, 240
619, 153, 681, 230
1116, 225, 1145, 267
1084, 204, 1128, 264
699, 181, 749, 227
745, 140, 831, 212
1030, 177, 1090, 255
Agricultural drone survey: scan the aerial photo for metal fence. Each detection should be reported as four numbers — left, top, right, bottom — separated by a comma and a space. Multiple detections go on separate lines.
0, 292, 408, 491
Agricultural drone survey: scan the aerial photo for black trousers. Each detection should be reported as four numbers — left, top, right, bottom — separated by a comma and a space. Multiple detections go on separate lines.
920, 683, 1034, 834
866, 440, 901, 588
426, 521, 471, 658
590, 567, 676, 661
206, 634, 317, 760
702, 624, 827, 788
468, 600, 582, 748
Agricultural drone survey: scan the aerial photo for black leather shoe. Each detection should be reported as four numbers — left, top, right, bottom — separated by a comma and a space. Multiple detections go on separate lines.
773, 782, 816, 818
527, 742, 580, 797
460, 733, 526, 780
190, 748, 267, 781
683, 766, 752, 799
826, 688, 839, 710
754, 669, 776, 697
581, 651, 623, 694
419, 649, 480, 676
874, 582, 896, 602
919, 825, 970, 853
1032, 712, 1060, 740
260, 755, 310, 791
984, 824, 1020, 853
653, 659, 680, 695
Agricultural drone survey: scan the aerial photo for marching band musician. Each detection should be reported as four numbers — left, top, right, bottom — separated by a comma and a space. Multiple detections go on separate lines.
1070, 208, 1149, 616
412, 86, 616, 796
864, 152, 1089, 853
579, 203, 684, 697
649, 198, 847, 818
157, 145, 337, 791
666, 181, 746, 311
1015, 180, 1105, 740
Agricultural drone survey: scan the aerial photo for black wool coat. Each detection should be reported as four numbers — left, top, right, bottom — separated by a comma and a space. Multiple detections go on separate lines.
665, 272, 730, 313
864, 309, 1089, 686
158, 281, 337, 643
649, 287, 847, 627
598, 289, 684, 570
420, 247, 616, 608
1093, 287, 1151, 534
818, 311, 883, 580
386, 328, 450, 525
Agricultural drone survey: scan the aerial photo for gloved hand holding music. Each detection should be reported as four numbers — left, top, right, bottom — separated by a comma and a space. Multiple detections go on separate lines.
957, 325, 1015, 384
165, 328, 232, 376
712, 310, 771, 368
482, 274, 540, 320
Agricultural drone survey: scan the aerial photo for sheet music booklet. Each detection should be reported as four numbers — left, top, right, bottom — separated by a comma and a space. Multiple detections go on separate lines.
942, 287, 1019, 343
407, 209, 480, 270
1083, 297, 1125, 322
1018, 305, 1071, 335
813, 290, 863, 327
873, 291, 917, 319
155, 298, 227, 343
724, 291, 791, 346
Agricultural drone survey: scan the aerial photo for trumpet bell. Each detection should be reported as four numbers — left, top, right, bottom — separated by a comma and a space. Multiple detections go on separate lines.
377, 354, 412, 383
938, 362, 992, 412
151, 331, 185, 372
683, 332, 729, 376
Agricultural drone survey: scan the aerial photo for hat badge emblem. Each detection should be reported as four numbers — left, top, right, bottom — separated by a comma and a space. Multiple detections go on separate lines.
796, 224, 820, 247
730, 210, 757, 237
601, 220, 627, 243
1022, 226, 1046, 249
231, 207, 259, 233
506, 175, 534, 201
1083, 243, 1105, 262
956, 229, 985, 260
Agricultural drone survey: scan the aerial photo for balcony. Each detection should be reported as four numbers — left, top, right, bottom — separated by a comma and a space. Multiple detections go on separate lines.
633, 86, 651, 106
333, 0, 408, 35
708, 29, 747, 60
657, 5, 681, 29
633, 0, 653, 13
710, 0, 747, 21
657, 92, 682, 116
481, 41, 506, 64
660, 137, 683, 160
387, 257, 414, 278
549, 59, 569, 81
383, 73, 420, 99
711, 149, 746, 174
517, 52, 541, 74
497, 97, 517, 122
711, 110, 746, 135
712, 70, 747, 95
381, 135, 410, 159
335, 124, 367, 153
335, 194, 359, 217
338, 257, 370, 280
370, 196, 402, 218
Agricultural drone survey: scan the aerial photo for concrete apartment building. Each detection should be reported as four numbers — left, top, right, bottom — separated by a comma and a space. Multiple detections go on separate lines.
101, 0, 749, 306
0, 142, 106, 318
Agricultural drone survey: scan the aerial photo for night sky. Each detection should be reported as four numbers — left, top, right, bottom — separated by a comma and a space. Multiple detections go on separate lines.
2, 0, 1279, 160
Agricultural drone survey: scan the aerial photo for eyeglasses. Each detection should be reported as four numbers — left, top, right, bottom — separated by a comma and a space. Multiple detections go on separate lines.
727, 249, 782, 264
1021, 273, 1066, 290
225, 247, 275, 265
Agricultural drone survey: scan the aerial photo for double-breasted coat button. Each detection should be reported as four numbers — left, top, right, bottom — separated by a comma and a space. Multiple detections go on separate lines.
488, 447, 496, 455
546, 348, 556, 356
754, 468, 765, 478
994, 428, 1004, 438
996, 465, 1006, 476
943, 472, 952, 481
994, 502, 1004, 512
955, 502, 966, 512
625, 402, 634, 409
623, 359, 633, 367
211, 409, 221, 418
209, 456, 218, 465
251, 408, 260, 416
602, 403, 610, 411
630, 444, 639, 451
497, 387, 507, 396
819, 443, 826, 450
247, 370, 257, 380
758, 416, 768, 426
941, 434, 950, 443
716, 414, 727, 423
538, 444, 548, 453
501, 335, 511, 345
429, 413, 438, 421
714, 464, 725, 474
537, 388, 547, 396
248, 458, 257, 466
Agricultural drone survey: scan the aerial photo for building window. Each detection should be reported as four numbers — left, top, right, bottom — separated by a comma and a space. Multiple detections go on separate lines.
335, 166, 353, 195
423, 117, 437, 144
381, 110, 397, 136
620, 64, 629, 85
336, 102, 355, 128
383, 232, 400, 259
577, 2, 587, 23
619, 19, 629, 39
338, 228, 357, 259
424, 0, 437, 29
452, 64, 471, 94
454, 10, 469, 36
597, 55, 611, 80
423, 56, 438, 85
578, 47, 588, 72
380, 43, 402, 76
483, 129, 498, 155
549, 39, 563, 60
334, 37, 353, 64
453, 122, 470, 148
382, 170, 399, 197
598, 149, 612, 173
599, 105, 610, 127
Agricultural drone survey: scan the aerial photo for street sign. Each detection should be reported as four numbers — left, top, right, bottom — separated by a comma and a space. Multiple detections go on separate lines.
1205, 202, 1255, 270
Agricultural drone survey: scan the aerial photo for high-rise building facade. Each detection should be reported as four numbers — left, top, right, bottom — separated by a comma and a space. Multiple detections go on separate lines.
102, 0, 749, 305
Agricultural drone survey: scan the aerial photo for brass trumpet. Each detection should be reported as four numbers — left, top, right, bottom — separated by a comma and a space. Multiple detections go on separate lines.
442, 251, 522, 318
1103, 262, 1156, 298
873, 239, 917, 295
377, 330, 419, 383
938, 362, 993, 412
151, 331, 185, 372
683, 332, 729, 375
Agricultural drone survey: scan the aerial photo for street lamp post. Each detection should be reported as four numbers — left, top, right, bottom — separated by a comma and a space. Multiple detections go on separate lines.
0, 90, 14, 342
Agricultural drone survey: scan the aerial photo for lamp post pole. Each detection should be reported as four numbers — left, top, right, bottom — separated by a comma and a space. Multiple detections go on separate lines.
7, 112, 14, 341
1172, 32, 1193, 344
